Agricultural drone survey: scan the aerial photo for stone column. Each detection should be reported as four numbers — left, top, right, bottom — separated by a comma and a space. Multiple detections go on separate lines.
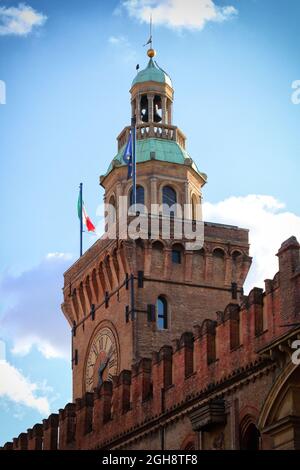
136, 95, 141, 124
162, 96, 167, 124
150, 177, 158, 207
184, 181, 191, 219
229, 398, 240, 450
147, 94, 154, 123
168, 100, 173, 125
224, 254, 232, 286
115, 181, 122, 221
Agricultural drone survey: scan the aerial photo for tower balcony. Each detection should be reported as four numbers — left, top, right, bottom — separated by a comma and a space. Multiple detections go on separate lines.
117, 123, 186, 152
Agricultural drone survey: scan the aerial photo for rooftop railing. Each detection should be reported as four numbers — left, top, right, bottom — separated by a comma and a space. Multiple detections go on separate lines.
117, 123, 186, 151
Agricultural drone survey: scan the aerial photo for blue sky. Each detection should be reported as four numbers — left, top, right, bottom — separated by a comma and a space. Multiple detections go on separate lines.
0, 0, 299, 445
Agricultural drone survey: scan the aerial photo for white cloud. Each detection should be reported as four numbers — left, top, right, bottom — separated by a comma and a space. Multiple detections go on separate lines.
0, 3, 47, 36
109, 35, 128, 46
0, 253, 73, 360
108, 34, 137, 62
0, 359, 50, 415
203, 195, 300, 292
120, 0, 237, 30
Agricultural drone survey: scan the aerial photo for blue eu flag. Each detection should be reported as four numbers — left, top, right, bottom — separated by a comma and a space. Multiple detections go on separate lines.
123, 133, 133, 180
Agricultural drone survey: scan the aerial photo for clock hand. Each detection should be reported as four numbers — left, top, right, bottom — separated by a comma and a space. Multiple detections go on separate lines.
98, 353, 113, 386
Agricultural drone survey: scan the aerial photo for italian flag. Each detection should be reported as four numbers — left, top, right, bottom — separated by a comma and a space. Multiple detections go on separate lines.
77, 196, 96, 232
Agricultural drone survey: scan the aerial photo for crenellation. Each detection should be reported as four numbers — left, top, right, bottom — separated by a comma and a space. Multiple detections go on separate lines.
131, 358, 152, 406
93, 382, 113, 432
12, 437, 18, 450
15, 433, 28, 450
75, 392, 94, 446
27, 424, 43, 450
278, 237, 300, 327
43, 413, 59, 450
113, 370, 132, 416
59, 403, 76, 449
3, 442, 13, 450
151, 346, 173, 415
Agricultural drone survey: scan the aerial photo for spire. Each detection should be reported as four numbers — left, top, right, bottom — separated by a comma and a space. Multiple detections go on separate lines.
144, 13, 156, 59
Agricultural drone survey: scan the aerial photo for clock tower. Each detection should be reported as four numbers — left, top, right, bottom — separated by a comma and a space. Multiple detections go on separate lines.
61, 48, 252, 401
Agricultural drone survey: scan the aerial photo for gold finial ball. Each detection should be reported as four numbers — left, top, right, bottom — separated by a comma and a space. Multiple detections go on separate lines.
147, 48, 156, 58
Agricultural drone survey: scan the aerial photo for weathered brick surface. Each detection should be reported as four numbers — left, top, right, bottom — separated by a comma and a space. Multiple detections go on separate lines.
3, 236, 300, 451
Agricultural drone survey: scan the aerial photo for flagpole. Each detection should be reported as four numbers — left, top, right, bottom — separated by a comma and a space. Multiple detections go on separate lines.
131, 115, 137, 212
79, 183, 83, 257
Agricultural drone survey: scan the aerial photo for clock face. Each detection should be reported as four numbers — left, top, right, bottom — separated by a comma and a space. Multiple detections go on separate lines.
85, 327, 119, 392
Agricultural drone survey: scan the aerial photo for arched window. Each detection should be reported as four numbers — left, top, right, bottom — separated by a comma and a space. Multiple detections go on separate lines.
172, 249, 181, 264
140, 95, 148, 123
157, 296, 168, 330
129, 185, 145, 207
163, 186, 177, 215
163, 186, 177, 206
172, 244, 183, 264
153, 95, 162, 123
241, 423, 261, 450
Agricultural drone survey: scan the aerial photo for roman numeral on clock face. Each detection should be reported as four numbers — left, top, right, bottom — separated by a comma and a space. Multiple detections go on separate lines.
87, 377, 93, 386
87, 358, 95, 368
103, 335, 108, 351
109, 358, 116, 368
87, 363, 95, 377
92, 343, 98, 356
108, 345, 116, 357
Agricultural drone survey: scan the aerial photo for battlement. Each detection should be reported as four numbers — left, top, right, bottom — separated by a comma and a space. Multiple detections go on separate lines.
3, 236, 299, 450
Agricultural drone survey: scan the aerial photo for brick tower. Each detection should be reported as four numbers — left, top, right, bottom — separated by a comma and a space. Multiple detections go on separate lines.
61, 48, 252, 401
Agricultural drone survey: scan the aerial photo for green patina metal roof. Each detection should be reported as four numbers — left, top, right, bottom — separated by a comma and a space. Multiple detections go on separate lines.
105, 139, 205, 178
132, 59, 173, 88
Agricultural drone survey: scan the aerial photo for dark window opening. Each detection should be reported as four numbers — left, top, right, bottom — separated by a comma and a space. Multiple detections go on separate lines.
153, 95, 162, 123
140, 95, 148, 123
241, 423, 261, 450
163, 186, 177, 215
172, 249, 181, 264
130, 185, 145, 209
157, 296, 168, 330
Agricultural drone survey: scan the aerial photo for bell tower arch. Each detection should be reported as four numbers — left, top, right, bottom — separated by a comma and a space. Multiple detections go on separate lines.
130, 49, 174, 126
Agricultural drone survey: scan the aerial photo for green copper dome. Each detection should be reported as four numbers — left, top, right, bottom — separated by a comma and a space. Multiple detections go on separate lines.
105, 139, 205, 178
132, 59, 173, 88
